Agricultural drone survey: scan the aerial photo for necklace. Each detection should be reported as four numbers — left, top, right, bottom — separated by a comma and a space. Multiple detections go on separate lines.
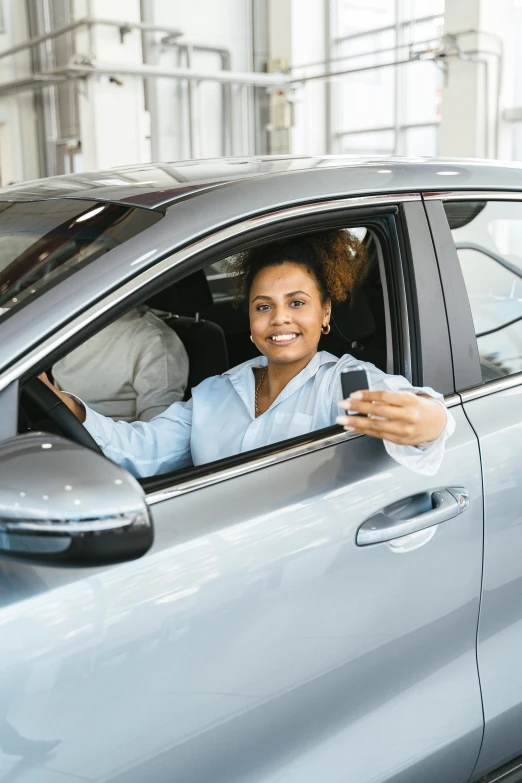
254, 367, 268, 417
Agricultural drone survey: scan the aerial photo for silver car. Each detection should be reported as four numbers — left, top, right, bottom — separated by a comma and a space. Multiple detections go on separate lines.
0, 156, 521, 783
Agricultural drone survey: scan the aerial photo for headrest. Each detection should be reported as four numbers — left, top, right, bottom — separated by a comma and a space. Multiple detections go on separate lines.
330, 287, 376, 344
145, 269, 213, 315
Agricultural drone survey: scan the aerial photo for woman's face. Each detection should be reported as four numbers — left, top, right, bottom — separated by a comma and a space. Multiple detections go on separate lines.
249, 262, 331, 365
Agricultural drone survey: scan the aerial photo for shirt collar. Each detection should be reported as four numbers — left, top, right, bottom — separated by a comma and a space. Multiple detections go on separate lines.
224, 351, 339, 417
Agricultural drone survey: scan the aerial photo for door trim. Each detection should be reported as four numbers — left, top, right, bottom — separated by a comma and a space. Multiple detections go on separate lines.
475, 753, 522, 782
460, 373, 522, 402
422, 196, 483, 391
424, 191, 522, 202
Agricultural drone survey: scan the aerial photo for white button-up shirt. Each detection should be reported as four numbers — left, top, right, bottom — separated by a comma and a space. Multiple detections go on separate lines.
54, 308, 189, 422
82, 351, 455, 479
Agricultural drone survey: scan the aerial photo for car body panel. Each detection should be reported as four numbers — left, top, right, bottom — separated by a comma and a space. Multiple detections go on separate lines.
463, 385, 522, 780
0, 412, 483, 783
424, 191, 522, 780
1, 156, 522, 209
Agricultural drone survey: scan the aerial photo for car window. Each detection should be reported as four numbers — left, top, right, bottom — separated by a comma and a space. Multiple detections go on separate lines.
0, 200, 162, 324
444, 200, 522, 382
21, 221, 395, 485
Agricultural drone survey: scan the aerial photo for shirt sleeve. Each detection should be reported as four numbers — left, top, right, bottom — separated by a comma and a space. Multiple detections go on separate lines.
329, 356, 456, 476
71, 394, 193, 478
133, 323, 190, 422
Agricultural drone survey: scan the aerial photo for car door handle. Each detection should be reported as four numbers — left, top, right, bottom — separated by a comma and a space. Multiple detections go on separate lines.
356, 487, 469, 546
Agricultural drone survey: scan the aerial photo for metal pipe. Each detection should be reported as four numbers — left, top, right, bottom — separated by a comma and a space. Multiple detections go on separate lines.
185, 45, 197, 159
62, 59, 291, 87
0, 64, 291, 101
0, 16, 183, 63
393, 0, 401, 155
324, 0, 333, 154
292, 34, 444, 72
139, 0, 161, 161
162, 38, 233, 158
337, 120, 440, 137
335, 13, 443, 43
291, 56, 416, 83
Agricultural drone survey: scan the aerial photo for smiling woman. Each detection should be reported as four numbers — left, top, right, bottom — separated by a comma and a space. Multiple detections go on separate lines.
233, 231, 368, 415
40, 228, 452, 478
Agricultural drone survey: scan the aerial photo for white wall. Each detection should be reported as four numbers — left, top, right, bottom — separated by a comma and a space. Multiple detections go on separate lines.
0, 0, 256, 179
74, 0, 150, 171
0, 1, 39, 184
290, 0, 326, 155
440, 0, 515, 159
149, 0, 254, 161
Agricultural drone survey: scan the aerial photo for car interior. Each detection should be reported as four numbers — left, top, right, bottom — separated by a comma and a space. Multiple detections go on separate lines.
142, 228, 388, 397
17, 226, 390, 464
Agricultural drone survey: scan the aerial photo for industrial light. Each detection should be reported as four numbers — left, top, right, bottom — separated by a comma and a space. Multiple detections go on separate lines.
436, 170, 460, 175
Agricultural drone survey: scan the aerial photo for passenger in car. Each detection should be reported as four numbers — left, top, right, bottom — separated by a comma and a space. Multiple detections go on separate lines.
40, 230, 453, 478
52, 307, 189, 422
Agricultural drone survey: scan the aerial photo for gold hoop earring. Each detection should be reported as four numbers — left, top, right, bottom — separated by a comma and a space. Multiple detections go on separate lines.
250, 335, 254, 342
321, 323, 331, 335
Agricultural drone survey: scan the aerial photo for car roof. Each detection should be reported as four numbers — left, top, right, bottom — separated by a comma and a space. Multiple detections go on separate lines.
1, 155, 522, 210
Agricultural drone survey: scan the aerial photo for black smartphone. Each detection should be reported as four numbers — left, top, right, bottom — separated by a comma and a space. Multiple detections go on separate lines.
340, 366, 370, 416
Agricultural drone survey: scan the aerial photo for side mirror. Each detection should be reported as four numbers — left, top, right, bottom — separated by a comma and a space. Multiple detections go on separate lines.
0, 433, 153, 563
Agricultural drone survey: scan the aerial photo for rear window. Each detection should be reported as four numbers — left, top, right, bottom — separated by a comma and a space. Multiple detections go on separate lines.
0, 199, 162, 323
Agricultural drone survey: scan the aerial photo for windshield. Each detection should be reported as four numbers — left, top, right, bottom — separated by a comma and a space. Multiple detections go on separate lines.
0, 199, 162, 322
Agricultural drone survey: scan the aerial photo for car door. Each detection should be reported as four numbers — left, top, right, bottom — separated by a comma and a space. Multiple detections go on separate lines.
0, 195, 484, 783
426, 193, 522, 782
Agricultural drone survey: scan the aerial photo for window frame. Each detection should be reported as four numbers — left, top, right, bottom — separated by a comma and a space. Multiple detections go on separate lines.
424, 191, 522, 398
0, 192, 451, 499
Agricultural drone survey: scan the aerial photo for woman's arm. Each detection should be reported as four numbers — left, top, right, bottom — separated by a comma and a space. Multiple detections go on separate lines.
37, 372, 193, 478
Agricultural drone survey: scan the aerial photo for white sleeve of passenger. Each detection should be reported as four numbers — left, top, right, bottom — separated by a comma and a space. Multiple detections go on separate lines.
331, 357, 456, 476
68, 394, 193, 478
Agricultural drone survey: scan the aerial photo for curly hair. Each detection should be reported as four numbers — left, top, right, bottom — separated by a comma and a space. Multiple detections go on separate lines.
224, 228, 369, 306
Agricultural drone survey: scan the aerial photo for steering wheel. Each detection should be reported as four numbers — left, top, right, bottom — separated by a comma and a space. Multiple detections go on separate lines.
23, 377, 103, 455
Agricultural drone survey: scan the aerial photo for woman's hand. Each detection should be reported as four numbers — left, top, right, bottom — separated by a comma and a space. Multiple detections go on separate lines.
37, 372, 86, 423
336, 390, 447, 446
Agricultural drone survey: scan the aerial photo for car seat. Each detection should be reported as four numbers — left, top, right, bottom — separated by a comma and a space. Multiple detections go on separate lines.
318, 239, 387, 371
146, 270, 229, 400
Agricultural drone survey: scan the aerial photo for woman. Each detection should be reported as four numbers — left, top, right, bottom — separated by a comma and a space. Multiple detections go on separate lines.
40, 230, 453, 478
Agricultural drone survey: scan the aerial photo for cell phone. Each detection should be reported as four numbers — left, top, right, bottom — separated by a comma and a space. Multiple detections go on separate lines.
340, 366, 371, 416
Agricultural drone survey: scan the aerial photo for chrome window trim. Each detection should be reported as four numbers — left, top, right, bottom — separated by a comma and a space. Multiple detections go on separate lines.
0, 191, 420, 394
445, 394, 460, 408
423, 190, 522, 201
147, 390, 459, 506
146, 429, 360, 505
460, 374, 522, 403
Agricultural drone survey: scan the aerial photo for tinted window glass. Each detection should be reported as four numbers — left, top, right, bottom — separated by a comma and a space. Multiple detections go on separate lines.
444, 200, 522, 382
0, 200, 162, 323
